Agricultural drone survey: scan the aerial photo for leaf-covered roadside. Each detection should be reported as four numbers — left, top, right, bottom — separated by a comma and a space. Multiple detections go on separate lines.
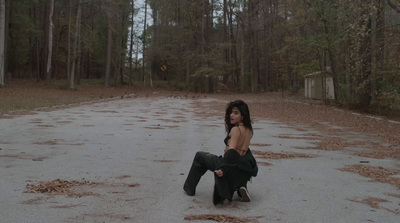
2, 80, 400, 148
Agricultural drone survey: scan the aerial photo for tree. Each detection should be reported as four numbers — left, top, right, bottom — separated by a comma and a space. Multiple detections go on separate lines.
2, 0, 400, 115
387, 0, 400, 12
249, 0, 260, 92
45, 0, 54, 83
227, 0, 239, 88
262, 0, 271, 92
0, 0, 5, 86
128, 0, 135, 85
142, 0, 148, 85
69, 0, 82, 89
101, 0, 129, 87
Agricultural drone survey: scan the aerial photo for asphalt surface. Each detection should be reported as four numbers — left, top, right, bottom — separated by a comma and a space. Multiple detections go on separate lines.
0, 97, 399, 223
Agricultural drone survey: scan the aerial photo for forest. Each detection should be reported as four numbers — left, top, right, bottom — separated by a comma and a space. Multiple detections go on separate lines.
0, 0, 400, 116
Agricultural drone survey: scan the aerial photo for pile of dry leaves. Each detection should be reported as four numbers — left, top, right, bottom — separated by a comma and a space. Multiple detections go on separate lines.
340, 165, 400, 189
26, 179, 97, 197
185, 214, 262, 223
252, 150, 316, 159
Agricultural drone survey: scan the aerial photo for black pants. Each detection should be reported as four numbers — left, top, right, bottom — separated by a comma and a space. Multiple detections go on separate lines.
183, 151, 219, 195
183, 151, 249, 197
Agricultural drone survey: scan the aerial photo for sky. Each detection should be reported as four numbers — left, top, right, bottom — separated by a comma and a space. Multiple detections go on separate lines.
134, 0, 153, 33
128, 0, 153, 59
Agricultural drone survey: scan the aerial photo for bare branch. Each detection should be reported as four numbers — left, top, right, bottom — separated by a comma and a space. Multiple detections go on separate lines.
387, 0, 400, 13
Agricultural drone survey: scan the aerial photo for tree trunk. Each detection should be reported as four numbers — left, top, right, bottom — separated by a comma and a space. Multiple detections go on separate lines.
32, 1, 41, 82
386, 0, 400, 12
67, 0, 72, 84
263, 0, 271, 92
4, 0, 9, 83
223, 0, 228, 84
128, 0, 134, 85
239, 1, 248, 92
70, 0, 81, 89
370, 0, 385, 97
76, 12, 82, 85
240, 25, 246, 92
227, 0, 238, 88
0, 0, 5, 86
45, 0, 54, 84
358, 10, 373, 109
142, 0, 148, 85
249, 0, 259, 92
201, 0, 206, 66
105, 13, 112, 87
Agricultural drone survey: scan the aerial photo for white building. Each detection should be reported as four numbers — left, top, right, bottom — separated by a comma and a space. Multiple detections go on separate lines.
304, 71, 335, 100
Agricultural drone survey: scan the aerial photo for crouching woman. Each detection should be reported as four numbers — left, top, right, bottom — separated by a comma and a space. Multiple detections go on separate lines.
183, 100, 258, 204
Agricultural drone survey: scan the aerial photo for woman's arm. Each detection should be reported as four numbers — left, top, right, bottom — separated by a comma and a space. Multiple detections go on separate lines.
215, 149, 241, 177
228, 126, 240, 150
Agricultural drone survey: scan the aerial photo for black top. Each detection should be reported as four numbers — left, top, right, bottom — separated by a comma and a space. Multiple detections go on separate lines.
224, 135, 230, 146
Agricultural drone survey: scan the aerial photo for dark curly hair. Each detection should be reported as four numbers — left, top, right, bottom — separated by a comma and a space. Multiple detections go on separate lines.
224, 100, 253, 135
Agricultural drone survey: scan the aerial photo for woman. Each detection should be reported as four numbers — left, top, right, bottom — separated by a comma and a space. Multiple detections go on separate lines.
183, 100, 258, 205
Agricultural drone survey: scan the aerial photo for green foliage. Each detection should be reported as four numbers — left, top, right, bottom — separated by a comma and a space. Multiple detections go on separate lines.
192, 66, 216, 78
8, 0, 39, 67
372, 84, 400, 117
293, 61, 321, 78
372, 69, 400, 112
189, 66, 218, 93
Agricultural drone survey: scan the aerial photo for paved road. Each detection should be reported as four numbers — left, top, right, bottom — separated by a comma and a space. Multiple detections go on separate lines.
0, 97, 399, 222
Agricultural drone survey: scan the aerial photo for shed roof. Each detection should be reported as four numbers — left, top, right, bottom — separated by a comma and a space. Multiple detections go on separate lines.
305, 71, 332, 78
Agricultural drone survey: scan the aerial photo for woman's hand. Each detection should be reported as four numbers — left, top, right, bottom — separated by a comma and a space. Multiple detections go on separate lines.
239, 149, 248, 156
214, 169, 223, 177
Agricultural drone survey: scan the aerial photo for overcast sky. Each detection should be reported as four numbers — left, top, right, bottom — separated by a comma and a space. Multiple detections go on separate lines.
127, 0, 152, 58
134, 0, 153, 31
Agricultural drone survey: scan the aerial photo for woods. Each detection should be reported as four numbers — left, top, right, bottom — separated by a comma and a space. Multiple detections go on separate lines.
0, 0, 399, 115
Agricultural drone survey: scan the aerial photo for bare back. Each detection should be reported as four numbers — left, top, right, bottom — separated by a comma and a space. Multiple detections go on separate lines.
225, 125, 252, 156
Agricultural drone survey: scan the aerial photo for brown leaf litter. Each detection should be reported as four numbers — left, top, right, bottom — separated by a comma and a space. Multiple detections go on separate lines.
22, 196, 48, 205
184, 214, 262, 222
144, 125, 165, 129
257, 161, 272, 166
252, 150, 316, 159
340, 165, 400, 189
157, 118, 187, 123
26, 179, 140, 198
275, 134, 320, 141
347, 197, 400, 214
26, 179, 97, 197
0, 153, 47, 161
353, 142, 400, 159
69, 212, 132, 221
153, 159, 180, 163
34, 139, 84, 146
250, 143, 272, 147
348, 197, 388, 209
386, 193, 400, 199
295, 137, 356, 151
50, 202, 86, 209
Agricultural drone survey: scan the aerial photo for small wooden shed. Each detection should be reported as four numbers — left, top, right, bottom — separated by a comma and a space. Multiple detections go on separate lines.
304, 71, 335, 100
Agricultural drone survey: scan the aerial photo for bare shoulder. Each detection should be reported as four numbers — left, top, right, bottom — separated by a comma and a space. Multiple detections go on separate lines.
230, 126, 240, 135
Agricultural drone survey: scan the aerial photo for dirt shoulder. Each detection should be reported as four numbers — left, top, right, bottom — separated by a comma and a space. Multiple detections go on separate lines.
0, 80, 158, 115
